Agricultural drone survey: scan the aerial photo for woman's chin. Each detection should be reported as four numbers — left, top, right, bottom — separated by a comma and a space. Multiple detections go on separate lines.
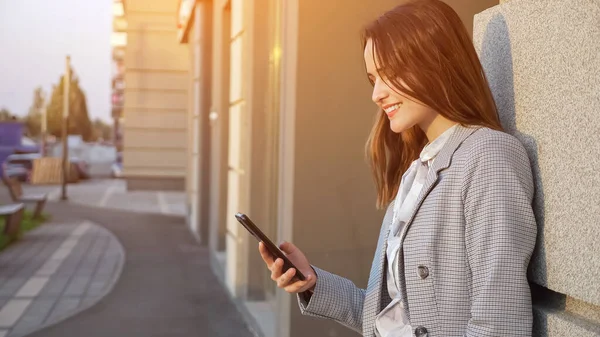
389, 121, 410, 134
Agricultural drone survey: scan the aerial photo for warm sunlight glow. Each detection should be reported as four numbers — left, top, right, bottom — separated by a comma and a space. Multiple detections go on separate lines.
112, 1, 124, 17
271, 45, 282, 64
110, 32, 127, 47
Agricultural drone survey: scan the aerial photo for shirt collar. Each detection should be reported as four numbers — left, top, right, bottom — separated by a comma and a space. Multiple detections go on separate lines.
419, 124, 459, 163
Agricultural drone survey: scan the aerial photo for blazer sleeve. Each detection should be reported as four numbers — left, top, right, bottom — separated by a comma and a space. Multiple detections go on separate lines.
461, 133, 537, 337
296, 266, 365, 334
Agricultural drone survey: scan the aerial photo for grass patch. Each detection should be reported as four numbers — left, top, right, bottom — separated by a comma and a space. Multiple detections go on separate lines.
0, 210, 49, 251
0, 235, 10, 252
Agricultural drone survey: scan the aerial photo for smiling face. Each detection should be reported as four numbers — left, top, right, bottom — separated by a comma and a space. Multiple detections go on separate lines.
364, 38, 438, 134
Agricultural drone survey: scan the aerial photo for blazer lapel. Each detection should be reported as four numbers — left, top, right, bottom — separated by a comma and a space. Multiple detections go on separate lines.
398, 125, 481, 242
362, 203, 394, 337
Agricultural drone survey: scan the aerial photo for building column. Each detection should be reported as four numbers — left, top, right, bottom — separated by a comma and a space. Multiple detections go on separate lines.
208, 0, 231, 280
474, 1, 600, 335
193, 0, 213, 245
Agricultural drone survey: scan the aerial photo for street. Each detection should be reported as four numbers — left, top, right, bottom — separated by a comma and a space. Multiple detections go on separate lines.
0, 179, 254, 337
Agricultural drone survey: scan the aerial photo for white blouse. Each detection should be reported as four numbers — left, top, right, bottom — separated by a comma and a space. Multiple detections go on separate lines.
374, 125, 458, 337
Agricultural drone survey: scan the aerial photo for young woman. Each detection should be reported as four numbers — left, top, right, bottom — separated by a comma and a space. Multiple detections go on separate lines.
258, 0, 537, 336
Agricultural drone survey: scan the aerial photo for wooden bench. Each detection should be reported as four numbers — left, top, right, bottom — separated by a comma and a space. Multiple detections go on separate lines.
1, 175, 47, 219
0, 203, 24, 238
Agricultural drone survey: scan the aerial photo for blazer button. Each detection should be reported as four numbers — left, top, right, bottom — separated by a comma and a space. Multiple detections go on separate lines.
417, 265, 429, 279
414, 326, 428, 336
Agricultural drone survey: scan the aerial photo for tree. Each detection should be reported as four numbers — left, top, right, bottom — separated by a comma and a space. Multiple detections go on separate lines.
23, 87, 45, 138
46, 67, 93, 141
0, 108, 17, 121
91, 118, 113, 141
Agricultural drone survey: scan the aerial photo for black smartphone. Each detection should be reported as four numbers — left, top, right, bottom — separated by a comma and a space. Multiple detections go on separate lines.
234, 212, 306, 281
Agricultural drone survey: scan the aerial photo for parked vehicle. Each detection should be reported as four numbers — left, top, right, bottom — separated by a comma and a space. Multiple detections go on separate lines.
70, 156, 90, 180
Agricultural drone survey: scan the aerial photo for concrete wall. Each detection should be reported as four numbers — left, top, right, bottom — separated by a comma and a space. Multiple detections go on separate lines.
473, 1, 600, 335
183, 2, 213, 244
123, 0, 189, 191
208, 0, 230, 259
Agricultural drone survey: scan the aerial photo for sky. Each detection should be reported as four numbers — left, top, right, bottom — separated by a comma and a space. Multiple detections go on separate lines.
0, 0, 112, 122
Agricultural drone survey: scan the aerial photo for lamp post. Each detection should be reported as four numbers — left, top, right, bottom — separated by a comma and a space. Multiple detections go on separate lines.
61, 55, 70, 201
40, 92, 47, 157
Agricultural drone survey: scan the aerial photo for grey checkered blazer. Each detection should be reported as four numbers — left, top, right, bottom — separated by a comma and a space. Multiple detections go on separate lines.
298, 125, 537, 337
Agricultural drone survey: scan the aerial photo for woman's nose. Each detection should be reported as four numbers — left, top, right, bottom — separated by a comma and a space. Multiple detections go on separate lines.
372, 80, 388, 103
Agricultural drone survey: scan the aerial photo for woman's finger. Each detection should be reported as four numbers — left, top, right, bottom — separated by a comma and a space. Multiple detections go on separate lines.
283, 274, 314, 293
276, 267, 296, 288
258, 242, 274, 266
270, 258, 284, 280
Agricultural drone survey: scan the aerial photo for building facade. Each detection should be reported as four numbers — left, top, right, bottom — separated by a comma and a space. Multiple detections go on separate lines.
110, 0, 126, 151
176, 1, 507, 337
118, 0, 190, 191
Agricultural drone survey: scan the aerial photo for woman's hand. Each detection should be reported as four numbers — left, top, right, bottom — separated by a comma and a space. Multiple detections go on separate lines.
258, 241, 317, 293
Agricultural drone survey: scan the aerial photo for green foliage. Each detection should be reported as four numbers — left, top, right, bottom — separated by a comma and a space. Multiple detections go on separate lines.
23, 87, 45, 138
46, 67, 93, 141
0, 210, 49, 251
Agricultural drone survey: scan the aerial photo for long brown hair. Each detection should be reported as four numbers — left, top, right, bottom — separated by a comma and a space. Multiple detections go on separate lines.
362, 0, 503, 209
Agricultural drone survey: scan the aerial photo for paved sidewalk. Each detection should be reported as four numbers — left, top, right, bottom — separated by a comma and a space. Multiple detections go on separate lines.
0, 221, 124, 337
9, 179, 186, 216
13, 202, 253, 337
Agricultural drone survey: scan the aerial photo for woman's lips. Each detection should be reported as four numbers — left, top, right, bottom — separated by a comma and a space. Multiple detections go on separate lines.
385, 106, 399, 119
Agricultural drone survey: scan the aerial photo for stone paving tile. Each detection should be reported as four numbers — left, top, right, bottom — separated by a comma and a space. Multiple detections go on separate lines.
1, 229, 68, 288
0, 300, 31, 327
0, 280, 27, 298
0, 222, 124, 337
78, 296, 100, 309
44, 298, 80, 324
37, 277, 70, 298
73, 234, 108, 280
15, 277, 49, 297
62, 277, 91, 297
0, 244, 44, 278
84, 280, 108, 298
9, 298, 55, 335
53, 236, 94, 277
